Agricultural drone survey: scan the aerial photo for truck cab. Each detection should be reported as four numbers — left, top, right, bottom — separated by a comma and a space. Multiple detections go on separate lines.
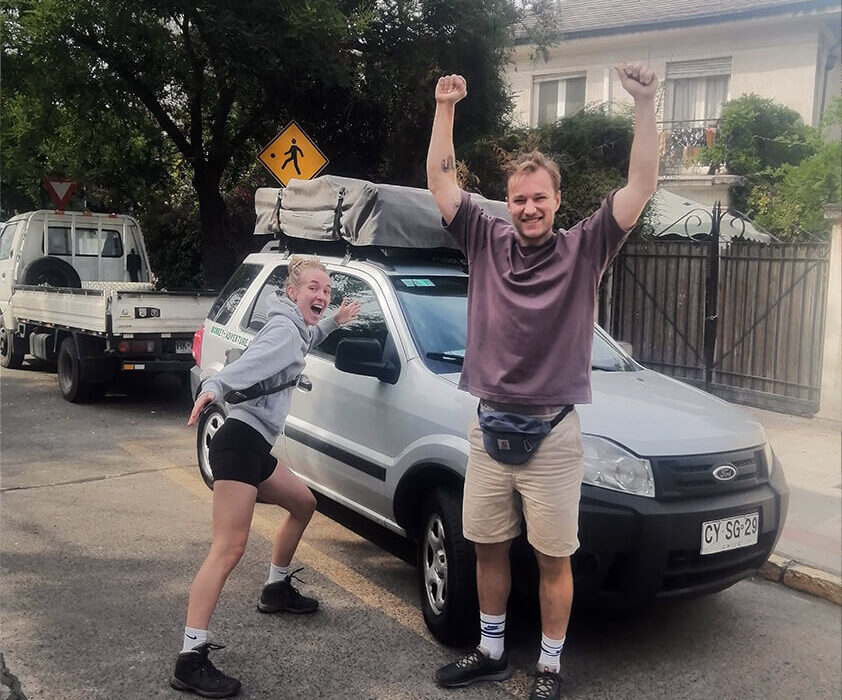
0, 210, 152, 298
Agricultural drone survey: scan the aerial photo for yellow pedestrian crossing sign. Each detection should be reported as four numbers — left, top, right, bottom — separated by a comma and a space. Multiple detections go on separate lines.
257, 121, 328, 186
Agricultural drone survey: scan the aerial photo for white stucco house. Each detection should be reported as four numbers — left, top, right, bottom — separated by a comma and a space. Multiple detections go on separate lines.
504, 0, 841, 206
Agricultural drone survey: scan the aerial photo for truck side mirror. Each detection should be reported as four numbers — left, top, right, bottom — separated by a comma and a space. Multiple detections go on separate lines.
334, 338, 399, 384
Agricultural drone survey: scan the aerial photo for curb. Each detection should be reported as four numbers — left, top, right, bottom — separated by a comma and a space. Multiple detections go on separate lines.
758, 554, 842, 606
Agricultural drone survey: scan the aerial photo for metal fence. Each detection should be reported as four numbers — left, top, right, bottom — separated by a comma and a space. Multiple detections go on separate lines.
606, 205, 831, 415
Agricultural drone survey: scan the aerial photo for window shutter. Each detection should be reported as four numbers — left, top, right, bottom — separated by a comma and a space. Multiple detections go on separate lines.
666, 57, 732, 80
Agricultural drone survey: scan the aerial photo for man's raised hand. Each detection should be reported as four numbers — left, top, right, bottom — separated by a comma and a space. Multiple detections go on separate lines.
615, 62, 658, 101
435, 75, 467, 106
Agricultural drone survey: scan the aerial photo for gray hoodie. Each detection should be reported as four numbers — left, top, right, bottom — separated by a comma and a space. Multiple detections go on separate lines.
202, 292, 339, 445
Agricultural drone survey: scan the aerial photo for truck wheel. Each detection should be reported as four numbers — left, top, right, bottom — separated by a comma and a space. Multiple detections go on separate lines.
22, 256, 82, 288
0, 319, 24, 369
417, 487, 479, 646
57, 337, 104, 402
196, 405, 225, 490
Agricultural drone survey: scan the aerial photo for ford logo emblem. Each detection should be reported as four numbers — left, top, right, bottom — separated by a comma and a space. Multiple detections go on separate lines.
712, 464, 738, 482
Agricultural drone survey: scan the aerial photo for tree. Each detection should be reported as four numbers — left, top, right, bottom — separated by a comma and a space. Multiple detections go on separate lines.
747, 98, 842, 240
3, 1, 560, 288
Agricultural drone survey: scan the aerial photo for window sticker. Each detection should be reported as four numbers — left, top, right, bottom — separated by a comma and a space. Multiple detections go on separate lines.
401, 278, 435, 287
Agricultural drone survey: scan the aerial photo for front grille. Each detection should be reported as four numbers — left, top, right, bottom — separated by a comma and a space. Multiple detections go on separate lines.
661, 531, 775, 591
651, 447, 767, 499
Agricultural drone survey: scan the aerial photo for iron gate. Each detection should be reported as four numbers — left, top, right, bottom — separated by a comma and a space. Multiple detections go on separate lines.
606, 204, 831, 415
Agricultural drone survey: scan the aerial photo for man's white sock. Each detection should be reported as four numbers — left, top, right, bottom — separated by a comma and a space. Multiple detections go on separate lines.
537, 633, 565, 673
478, 611, 506, 660
267, 562, 290, 584
181, 626, 208, 653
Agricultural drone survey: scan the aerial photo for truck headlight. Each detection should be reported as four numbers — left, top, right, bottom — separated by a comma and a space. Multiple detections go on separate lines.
582, 435, 655, 498
763, 441, 775, 476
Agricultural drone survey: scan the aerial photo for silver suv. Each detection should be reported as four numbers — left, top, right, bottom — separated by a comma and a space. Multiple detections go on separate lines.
191, 245, 789, 645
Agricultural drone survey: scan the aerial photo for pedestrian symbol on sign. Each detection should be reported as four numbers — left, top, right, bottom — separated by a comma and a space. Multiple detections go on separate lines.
257, 121, 328, 186
282, 139, 304, 175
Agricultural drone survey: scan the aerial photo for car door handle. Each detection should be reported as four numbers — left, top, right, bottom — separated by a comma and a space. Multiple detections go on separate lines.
297, 375, 312, 392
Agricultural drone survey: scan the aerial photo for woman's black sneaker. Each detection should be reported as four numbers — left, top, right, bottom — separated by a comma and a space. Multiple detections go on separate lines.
435, 648, 511, 687
170, 642, 241, 698
529, 669, 563, 700
257, 568, 319, 614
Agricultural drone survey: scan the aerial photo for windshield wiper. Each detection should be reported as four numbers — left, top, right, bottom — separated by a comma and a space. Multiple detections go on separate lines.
426, 352, 464, 365
592, 363, 619, 371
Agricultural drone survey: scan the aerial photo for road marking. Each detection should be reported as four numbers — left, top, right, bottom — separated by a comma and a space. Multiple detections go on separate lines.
121, 440, 528, 697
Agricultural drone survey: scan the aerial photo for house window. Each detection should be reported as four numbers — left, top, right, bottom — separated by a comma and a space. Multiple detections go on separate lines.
533, 75, 586, 125
664, 58, 732, 124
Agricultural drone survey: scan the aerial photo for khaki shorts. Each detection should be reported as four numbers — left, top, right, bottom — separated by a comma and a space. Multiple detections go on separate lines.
462, 409, 584, 557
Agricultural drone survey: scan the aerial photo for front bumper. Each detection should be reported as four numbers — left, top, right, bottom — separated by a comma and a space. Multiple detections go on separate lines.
572, 456, 789, 607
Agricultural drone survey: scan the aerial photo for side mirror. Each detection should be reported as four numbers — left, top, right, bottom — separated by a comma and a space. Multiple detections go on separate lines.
618, 341, 633, 357
334, 338, 399, 384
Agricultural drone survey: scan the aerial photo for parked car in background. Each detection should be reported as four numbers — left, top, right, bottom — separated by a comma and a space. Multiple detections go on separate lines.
0, 210, 215, 402
191, 242, 789, 645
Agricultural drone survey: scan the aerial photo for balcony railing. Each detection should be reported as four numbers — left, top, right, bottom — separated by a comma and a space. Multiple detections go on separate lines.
657, 119, 719, 175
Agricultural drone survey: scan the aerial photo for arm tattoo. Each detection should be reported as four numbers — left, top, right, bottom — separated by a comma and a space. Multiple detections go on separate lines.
440, 155, 456, 173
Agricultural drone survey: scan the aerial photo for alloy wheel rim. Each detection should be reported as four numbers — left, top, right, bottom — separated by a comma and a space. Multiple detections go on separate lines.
423, 513, 448, 615
200, 411, 223, 483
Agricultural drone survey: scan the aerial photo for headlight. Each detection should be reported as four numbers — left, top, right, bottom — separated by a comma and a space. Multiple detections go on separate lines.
763, 441, 775, 475
582, 435, 655, 498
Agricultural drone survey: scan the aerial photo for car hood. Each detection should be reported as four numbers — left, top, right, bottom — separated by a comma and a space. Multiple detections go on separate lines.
439, 369, 766, 457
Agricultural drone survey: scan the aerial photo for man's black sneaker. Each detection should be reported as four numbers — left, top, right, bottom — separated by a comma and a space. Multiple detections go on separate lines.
530, 669, 563, 700
257, 568, 319, 614
435, 648, 511, 688
170, 642, 241, 698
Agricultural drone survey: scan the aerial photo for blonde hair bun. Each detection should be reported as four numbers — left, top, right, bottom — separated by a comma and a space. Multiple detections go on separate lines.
287, 255, 328, 291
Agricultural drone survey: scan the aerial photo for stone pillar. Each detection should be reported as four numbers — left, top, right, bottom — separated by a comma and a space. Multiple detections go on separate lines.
819, 204, 841, 420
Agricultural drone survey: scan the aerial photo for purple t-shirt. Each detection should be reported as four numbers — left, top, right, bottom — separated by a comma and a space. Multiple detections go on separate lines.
446, 190, 630, 405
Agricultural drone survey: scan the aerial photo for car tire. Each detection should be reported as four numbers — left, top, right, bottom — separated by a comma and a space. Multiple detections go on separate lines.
196, 405, 225, 490
417, 487, 479, 647
21, 256, 82, 288
57, 337, 103, 402
0, 318, 24, 369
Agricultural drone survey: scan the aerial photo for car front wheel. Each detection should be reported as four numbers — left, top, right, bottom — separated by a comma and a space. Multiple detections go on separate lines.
196, 405, 225, 489
417, 487, 478, 646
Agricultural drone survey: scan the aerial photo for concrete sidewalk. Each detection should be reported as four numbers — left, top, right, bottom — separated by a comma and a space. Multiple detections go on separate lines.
749, 407, 841, 603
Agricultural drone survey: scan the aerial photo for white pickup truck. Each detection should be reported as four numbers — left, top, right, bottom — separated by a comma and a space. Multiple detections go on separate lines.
0, 209, 215, 402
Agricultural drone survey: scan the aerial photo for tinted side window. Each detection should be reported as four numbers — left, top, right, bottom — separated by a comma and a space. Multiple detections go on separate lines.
47, 226, 72, 255
315, 273, 388, 359
75, 227, 100, 256
208, 263, 261, 325
100, 229, 124, 257
244, 265, 289, 332
0, 223, 16, 260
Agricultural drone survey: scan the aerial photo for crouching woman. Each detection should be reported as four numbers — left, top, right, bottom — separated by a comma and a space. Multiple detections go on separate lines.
171, 255, 359, 698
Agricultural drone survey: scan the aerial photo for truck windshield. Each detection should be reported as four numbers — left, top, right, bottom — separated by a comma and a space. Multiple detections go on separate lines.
391, 275, 637, 375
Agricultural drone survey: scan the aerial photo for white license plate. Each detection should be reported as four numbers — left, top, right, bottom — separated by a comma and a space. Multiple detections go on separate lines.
175, 340, 193, 354
700, 512, 759, 555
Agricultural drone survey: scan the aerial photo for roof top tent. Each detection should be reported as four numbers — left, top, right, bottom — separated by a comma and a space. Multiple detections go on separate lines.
254, 176, 511, 254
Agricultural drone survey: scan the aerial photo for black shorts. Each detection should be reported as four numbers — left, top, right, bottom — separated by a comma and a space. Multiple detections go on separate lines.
209, 418, 277, 487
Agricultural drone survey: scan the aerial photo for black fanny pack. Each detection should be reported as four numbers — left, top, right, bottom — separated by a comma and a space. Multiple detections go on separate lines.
224, 376, 300, 405
477, 404, 573, 465
217, 346, 300, 405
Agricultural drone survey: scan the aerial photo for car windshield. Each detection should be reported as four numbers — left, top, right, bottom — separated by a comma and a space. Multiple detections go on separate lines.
391, 274, 637, 374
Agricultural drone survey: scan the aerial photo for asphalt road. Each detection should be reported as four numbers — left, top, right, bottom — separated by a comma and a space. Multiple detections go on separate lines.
1, 363, 841, 700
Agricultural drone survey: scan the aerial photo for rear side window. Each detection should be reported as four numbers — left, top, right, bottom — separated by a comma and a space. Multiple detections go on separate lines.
245, 265, 290, 332
208, 263, 261, 325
